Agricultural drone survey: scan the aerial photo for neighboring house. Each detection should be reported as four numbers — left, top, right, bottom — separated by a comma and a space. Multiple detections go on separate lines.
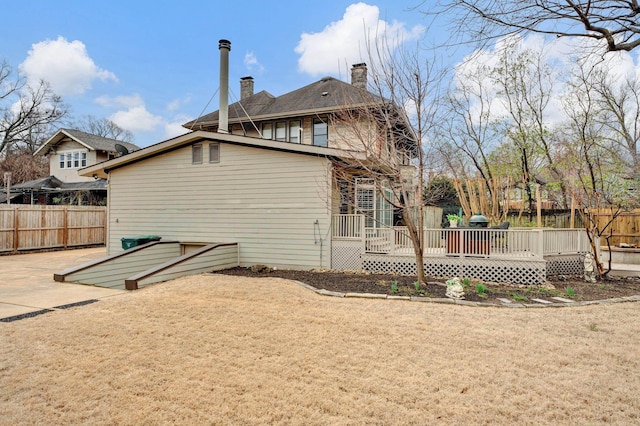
11, 129, 139, 205
184, 63, 376, 151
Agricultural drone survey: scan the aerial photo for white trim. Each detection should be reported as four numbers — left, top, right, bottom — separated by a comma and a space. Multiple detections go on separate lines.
35, 129, 94, 156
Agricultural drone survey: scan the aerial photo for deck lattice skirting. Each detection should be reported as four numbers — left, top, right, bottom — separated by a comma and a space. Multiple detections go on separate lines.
545, 254, 584, 277
332, 247, 548, 285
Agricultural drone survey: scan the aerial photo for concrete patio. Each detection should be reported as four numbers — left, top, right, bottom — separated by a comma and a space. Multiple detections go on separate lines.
0, 247, 125, 320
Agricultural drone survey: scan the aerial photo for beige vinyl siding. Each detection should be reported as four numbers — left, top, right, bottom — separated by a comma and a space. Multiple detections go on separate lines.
107, 143, 332, 270
60, 242, 182, 288
129, 244, 239, 288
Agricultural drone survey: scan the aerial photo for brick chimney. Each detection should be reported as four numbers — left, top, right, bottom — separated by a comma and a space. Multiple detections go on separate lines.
240, 76, 254, 99
351, 63, 367, 89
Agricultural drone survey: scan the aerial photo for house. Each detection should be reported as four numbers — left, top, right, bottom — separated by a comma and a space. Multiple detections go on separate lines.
11, 129, 139, 205
184, 62, 415, 226
61, 40, 587, 289
73, 40, 415, 273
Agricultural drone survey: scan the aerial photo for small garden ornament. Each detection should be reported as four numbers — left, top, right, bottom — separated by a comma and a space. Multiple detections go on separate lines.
445, 277, 465, 299
583, 253, 597, 283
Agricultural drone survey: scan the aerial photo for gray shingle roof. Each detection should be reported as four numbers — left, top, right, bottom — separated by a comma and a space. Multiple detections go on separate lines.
11, 175, 106, 190
61, 129, 140, 153
184, 77, 380, 129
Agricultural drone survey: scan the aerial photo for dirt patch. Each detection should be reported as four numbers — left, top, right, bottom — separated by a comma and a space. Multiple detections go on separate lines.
221, 267, 640, 304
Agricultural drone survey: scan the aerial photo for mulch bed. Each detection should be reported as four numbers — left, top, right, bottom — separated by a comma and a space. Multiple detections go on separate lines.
220, 267, 640, 304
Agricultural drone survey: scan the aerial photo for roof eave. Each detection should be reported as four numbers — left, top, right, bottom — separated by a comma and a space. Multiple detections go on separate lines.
186, 101, 383, 130
79, 131, 366, 179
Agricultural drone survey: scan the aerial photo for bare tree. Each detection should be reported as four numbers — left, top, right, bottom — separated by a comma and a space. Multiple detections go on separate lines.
440, 59, 515, 222
0, 150, 48, 185
432, 0, 640, 53
490, 41, 569, 209
441, 39, 568, 221
560, 57, 639, 276
0, 61, 67, 157
590, 69, 640, 180
333, 41, 445, 284
74, 115, 134, 142
443, 61, 499, 185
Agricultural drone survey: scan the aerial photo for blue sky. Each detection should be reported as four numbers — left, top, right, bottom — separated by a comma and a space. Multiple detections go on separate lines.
0, 1, 440, 147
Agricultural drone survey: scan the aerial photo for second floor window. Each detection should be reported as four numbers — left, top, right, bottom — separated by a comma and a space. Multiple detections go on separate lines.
313, 118, 328, 147
275, 122, 287, 141
59, 151, 87, 169
260, 119, 303, 143
289, 120, 301, 143
262, 123, 272, 139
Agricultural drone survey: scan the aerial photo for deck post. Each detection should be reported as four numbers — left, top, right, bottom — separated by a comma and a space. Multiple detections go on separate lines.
535, 229, 544, 258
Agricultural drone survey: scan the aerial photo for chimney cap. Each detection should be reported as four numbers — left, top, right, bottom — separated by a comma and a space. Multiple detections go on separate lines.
352, 62, 367, 68
240, 76, 254, 81
218, 39, 231, 50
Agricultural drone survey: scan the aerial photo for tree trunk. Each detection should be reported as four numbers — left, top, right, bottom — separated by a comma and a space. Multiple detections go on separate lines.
403, 208, 426, 284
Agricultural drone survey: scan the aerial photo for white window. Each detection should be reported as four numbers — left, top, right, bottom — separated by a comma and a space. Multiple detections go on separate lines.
275, 122, 286, 141
289, 120, 301, 143
262, 123, 272, 139
192, 144, 203, 164
356, 178, 393, 228
58, 151, 88, 169
209, 143, 220, 163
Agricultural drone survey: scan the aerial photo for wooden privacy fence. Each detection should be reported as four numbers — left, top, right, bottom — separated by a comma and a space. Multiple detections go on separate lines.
588, 209, 640, 246
0, 206, 107, 253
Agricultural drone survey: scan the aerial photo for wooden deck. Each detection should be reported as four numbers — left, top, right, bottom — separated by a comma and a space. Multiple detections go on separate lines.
331, 215, 591, 284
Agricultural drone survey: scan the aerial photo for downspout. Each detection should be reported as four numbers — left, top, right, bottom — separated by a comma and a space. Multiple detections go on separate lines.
218, 39, 231, 134
314, 219, 323, 268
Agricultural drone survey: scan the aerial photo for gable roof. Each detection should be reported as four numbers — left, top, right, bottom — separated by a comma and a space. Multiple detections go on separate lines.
184, 77, 381, 131
34, 128, 141, 156
79, 130, 367, 179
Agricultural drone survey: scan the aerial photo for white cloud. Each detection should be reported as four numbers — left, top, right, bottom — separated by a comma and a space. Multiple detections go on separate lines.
95, 93, 192, 138
244, 52, 265, 75
164, 118, 190, 139
109, 106, 164, 133
96, 93, 163, 132
295, 2, 424, 76
19, 36, 117, 96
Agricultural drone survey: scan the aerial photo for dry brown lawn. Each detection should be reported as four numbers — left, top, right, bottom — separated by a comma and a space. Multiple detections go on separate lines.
1, 275, 639, 425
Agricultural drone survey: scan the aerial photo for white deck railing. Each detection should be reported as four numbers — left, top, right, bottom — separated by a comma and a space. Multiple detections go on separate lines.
331, 214, 363, 239
332, 215, 590, 259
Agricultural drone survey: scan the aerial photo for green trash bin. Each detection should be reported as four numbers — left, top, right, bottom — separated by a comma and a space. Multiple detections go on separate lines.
121, 235, 161, 250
